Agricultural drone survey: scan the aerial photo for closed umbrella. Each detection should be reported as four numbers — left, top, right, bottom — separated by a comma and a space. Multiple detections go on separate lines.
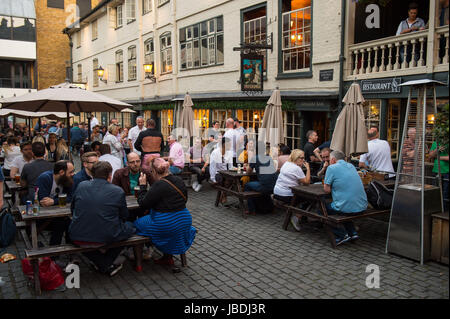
179, 92, 195, 137
330, 82, 368, 157
259, 88, 284, 146
0, 82, 132, 159
120, 108, 136, 113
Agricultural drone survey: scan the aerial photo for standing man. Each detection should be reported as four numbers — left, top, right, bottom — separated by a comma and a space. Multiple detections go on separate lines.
134, 119, 164, 165
304, 130, 321, 176
164, 135, 185, 175
72, 152, 99, 194
90, 113, 99, 131
324, 151, 368, 246
359, 128, 395, 177
223, 118, 237, 166
128, 116, 146, 156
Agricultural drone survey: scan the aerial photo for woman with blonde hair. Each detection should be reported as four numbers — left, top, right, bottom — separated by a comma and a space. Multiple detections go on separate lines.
46, 133, 58, 162
55, 138, 70, 161
103, 124, 124, 165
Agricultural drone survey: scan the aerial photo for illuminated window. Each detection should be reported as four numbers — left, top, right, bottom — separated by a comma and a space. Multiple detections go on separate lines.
160, 109, 174, 140
363, 100, 381, 130
128, 45, 137, 81
236, 109, 264, 140
194, 109, 209, 138
160, 32, 172, 74
243, 6, 267, 76
387, 100, 400, 160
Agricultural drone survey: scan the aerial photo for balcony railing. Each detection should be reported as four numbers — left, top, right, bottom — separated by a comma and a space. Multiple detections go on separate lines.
346, 26, 449, 80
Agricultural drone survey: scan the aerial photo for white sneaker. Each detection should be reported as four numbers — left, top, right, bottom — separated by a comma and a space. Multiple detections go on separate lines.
113, 255, 126, 265
290, 215, 302, 232
195, 184, 202, 192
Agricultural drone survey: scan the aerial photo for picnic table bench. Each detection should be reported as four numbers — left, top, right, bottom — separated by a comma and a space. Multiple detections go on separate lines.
276, 181, 395, 248
18, 195, 188, 295
212, 170, 261, 218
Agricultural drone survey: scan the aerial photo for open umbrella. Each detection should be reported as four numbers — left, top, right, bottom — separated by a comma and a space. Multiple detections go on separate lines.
120, 108, 136, 113
259, 88, 284, 146
0, 82, 132, 158
0, 109, 75, 119
330, 82, 368, 157
179, 92, 194, 137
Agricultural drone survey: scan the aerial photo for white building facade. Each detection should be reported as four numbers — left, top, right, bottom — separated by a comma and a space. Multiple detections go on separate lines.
67, 0, 344, 148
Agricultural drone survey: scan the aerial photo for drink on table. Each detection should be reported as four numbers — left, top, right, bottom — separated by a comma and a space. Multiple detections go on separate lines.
14, 174, 20, 184
26, 200, 32, 215
33, 189, 40, 216
58, 194, 67, 207
134, 187, 140, 199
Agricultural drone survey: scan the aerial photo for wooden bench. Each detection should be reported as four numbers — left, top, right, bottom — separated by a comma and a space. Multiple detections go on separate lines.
23, 235, 188, 295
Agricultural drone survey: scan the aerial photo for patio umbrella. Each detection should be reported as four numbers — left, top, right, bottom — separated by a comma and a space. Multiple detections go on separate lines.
330, 82, 368, 157
0, 109, 75, 119
259, 88, 284, 146
0, 82, 132, 158
178, 92, 194, 137
120, 108, 136, 113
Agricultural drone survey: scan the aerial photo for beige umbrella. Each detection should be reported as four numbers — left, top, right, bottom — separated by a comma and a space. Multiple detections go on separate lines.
178, 92, 194, 136
0, 109, 75, 119
259, 88, 284, 146
330, 82, 368, 157
120, 108, 136, 113
0, 81, 132, 157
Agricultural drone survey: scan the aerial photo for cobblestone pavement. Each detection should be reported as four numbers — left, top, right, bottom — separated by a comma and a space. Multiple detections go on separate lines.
0, 183, 448, 299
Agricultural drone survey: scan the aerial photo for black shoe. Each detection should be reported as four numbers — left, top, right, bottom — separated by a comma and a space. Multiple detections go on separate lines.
107, 263, 123, 277
335, 235, 351, 246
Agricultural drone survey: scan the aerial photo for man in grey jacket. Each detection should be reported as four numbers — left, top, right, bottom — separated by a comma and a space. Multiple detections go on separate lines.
69, 161, 135, 276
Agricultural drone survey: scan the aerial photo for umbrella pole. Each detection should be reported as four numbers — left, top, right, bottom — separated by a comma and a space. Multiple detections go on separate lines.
28, 118, 31, 139
66, 103, 72, 162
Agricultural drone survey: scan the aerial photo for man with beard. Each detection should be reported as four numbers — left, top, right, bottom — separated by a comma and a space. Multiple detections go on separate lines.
34, 160, 75, 247
72, 152, 99, 194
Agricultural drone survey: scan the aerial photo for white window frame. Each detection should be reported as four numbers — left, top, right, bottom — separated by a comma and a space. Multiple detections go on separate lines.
283, 111, 302, 150
126, 0, 136, 23
91, 19, 98, 40
115, 50, 124, 82
144, 38, 154, 66
142, 0, 152, 14
281, 5, 312, 73
116, 4, 123, 28
128, 45, 137, 81
158, 0, 170, 7
160, 32, 172, 74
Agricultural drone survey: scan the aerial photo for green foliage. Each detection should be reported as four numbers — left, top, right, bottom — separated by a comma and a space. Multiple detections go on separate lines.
142, 99, 296, 111
433, 103, 449, 152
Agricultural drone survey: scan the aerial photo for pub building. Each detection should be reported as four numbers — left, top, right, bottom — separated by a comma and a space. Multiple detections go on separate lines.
343, 0, 449, 166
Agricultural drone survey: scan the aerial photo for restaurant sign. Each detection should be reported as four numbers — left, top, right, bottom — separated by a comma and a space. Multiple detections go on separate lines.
361, 78, 401, 94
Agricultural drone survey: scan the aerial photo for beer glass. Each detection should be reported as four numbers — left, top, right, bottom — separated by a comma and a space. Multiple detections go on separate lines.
14, 174, 20, 184
58, 193, 67, 207
134, 187, 140, 199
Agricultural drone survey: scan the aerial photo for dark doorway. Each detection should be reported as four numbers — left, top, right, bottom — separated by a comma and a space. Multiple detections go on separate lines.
301, 111, 330, 148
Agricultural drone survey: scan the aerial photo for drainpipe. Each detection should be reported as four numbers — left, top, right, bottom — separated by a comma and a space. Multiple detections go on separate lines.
338, 0, 346, 114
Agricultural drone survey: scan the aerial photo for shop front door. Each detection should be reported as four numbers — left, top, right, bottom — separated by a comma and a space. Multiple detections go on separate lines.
302, 111, 330, 148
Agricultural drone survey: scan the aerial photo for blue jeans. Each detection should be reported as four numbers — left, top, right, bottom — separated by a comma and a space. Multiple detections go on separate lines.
244, 181, 269, 213
169, 166, 182, 175
319, 203, 358, 239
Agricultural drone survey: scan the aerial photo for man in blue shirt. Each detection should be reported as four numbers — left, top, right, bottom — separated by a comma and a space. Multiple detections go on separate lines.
72, 152, 98, 195
324, 150, 368, 246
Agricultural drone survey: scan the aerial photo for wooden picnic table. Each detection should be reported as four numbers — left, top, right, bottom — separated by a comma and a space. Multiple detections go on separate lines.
279, 179, 395, 248
5, 180, 24, 207
213, 169, 260, 218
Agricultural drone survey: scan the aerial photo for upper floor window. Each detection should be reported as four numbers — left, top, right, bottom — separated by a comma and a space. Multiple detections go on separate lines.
77, 64, 82, 83
116, 50, 124, 82
47, 0, 64, 9
143, 0, 152, 14
91, 20, 98, 40
0, 60, 33, 89
116, 4, 123, 28
144, 38, 155, 68
126, 0, 136, 23
160, 32, 172, 74
179, 16, 223, 70
76, 30, 81, 47
0, 16, 36, 42
158, 0, 170, 7
93, 58, 99, 87
128, 45, 137, 80
281, 0, 311, 72
243, 6, 267, 77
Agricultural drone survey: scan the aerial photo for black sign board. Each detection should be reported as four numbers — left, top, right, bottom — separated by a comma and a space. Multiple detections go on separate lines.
361, 78, 402, 94
241, 54, 264, 92
319, 69, 334, 81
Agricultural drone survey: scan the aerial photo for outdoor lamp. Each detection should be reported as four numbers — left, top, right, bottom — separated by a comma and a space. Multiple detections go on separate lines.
144, 63, 156, 82
427, 114, 435, 124
96, 66, 107, 83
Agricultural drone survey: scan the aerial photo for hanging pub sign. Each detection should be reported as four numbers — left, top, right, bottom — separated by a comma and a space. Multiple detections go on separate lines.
241, 53, 264, 92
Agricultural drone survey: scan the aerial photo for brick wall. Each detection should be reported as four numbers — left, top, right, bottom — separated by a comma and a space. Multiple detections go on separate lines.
35, 0, 98, 90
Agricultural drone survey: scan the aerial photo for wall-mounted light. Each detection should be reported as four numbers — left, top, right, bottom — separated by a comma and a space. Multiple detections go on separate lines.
96, 66, 107, 83
144, 62, 156, 82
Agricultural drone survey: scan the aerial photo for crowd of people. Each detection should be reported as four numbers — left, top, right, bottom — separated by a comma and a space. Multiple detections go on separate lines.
0, 109, 448, 273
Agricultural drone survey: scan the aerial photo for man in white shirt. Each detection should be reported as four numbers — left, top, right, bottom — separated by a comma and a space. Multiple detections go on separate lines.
127, 116, 146, 156
209, 137, 234, 184
9, 141, 33, 178
98, 143, 122, 179
359, 128, 395, 178
223, 118, 238, 166
90, 113, 99, 131
233, 117, 247, 157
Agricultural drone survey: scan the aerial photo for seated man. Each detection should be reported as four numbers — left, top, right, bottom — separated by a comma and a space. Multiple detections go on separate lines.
35, 160, 75, 246
9, 141, 33, 179
317, 147, 331, 180
189, 137, 209, 192
69, 161, 135, 276
324, 150, 368, 246
359, 128, 395, 178
163, 135, 185, 175
72, 151, 98, 195
99, 143, 122, 178
244, 141, 278, 215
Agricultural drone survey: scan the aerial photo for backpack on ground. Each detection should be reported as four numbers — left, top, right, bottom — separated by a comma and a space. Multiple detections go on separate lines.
0, 207, 16, 248
366, 180, 394, 210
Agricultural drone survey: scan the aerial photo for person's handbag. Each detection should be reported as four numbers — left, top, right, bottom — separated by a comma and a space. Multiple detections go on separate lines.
366, 180, 394, 210
0, 207, 16, 248
21, 257, 65, 291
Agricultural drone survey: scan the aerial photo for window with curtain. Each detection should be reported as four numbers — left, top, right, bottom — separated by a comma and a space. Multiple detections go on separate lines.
115, 50, 123, 82
126, 0, 136, 23
281, 0, 311, 72
160, 32, 172, 74
128, 46, 137, 81
93, 58, 99, 87
144, 38, 154, 68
